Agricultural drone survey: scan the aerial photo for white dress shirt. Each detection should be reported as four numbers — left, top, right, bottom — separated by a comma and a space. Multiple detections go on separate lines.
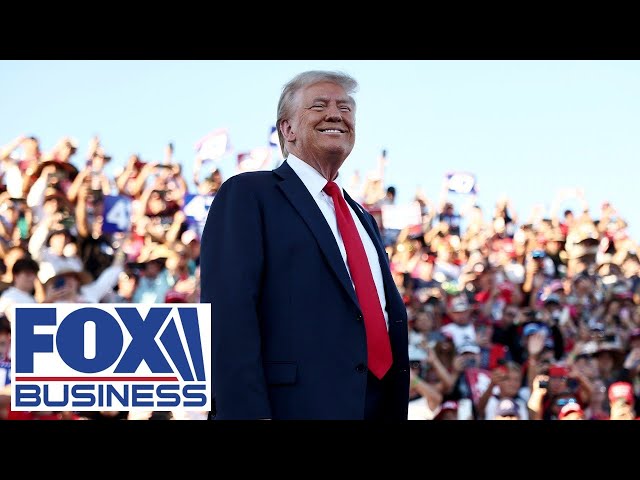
286, 154, 388, 329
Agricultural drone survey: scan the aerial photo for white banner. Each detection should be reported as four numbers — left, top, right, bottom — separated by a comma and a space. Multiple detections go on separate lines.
381, 202, 422, 230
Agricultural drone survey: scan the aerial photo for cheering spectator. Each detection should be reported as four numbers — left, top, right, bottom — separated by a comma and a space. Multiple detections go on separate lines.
131, 244, 173, 304
0, 257, 39, 322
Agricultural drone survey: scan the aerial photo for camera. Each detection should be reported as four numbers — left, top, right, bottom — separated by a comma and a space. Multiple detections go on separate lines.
91, 189, 104, 202
532, 250, 546, 259
538, 380, 549, 389
463, 358, 476, 369
604, 333, 617, 343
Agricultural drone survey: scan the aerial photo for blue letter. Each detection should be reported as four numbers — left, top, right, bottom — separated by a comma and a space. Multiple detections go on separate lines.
15, 384, 41, 407
106, 384, 129, 407
182, 384, 207, 407
71, 384, 96, 407
131, 384, 154, 407
156, 384, 180, 407
14, 308, 55, 373
116, 308, 173, 374
57, 308, 123, 373
43, 384, 69, 407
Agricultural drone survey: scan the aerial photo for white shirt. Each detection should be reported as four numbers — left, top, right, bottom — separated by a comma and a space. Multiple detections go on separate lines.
441, 322, 476, 350
0, 287, 36, 322
407, 396, 438, 420
286, 154, 388, 329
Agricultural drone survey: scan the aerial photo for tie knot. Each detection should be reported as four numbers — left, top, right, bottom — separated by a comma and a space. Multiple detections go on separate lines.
323, 181, 341, 197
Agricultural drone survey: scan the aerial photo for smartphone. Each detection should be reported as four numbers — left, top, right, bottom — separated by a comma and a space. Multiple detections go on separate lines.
91, 189, 104, 201
53, 276, 66, 290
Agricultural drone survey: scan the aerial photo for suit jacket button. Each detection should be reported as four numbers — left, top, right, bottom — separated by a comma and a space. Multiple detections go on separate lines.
356, 313, 363, 322
356, 364, 366, 373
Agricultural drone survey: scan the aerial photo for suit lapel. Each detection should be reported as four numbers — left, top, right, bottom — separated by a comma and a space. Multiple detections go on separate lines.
275, 161, 360, 310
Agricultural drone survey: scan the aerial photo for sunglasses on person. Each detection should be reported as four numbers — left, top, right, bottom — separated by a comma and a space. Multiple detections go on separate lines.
555, 397, 577, 408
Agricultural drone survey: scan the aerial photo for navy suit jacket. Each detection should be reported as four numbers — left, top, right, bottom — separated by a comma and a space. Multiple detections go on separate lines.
200, 160, 409, 420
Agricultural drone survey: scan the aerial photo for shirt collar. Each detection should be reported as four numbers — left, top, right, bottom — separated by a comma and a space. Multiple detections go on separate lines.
286, 153, 344, 198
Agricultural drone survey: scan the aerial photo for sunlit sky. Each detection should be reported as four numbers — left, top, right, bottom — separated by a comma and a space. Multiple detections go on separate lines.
2, 60, 638, 239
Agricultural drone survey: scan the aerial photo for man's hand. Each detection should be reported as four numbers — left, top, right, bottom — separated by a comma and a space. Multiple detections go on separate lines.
623, 348, 640, 372
532, 374, 549, 396
43, 284, 75, 303
453, 355, 467, 373
610, 399, 635, 420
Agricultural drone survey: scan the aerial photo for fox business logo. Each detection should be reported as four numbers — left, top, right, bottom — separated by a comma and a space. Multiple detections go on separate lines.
11, 304, 211, 411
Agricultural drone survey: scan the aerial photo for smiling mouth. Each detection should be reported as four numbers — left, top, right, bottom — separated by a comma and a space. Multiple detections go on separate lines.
318, 128, 345, 134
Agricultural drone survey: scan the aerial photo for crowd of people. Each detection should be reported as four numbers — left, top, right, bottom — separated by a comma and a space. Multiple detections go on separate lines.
0, 135, 214, 420
0, 133, 639, 420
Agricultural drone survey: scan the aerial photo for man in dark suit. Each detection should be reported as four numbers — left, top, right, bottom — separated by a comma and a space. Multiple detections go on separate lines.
200, 70, 409, 420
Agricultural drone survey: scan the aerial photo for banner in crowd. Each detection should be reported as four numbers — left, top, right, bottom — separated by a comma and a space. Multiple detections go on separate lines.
194, 128, 231, 162
237, 147, 272, 173
363, 204, 383, 230
465, 367, 492, 405
183, 194, 215, 238
381, 202, 422, 230
103, 195, 133, 233
445, 171, 477, 195
268, 126, 278, 147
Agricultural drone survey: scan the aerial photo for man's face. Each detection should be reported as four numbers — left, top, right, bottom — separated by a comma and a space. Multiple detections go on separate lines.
282, 81, 355, 165
92, 155, 107, 171
499, 370, 522, 398
14, 270, 36, 292
450, 309, 471, 324
23, 138, 39, 156
117, 272, 138, 298
49, 232, 69, 253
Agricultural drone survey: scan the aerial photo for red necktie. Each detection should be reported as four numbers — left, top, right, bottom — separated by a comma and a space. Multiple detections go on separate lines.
323, 181, 392, 379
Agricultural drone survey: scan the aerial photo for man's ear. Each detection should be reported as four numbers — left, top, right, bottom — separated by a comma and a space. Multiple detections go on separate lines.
280, 120, 295, 142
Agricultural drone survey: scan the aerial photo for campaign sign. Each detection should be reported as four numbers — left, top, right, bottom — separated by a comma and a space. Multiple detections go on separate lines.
11, 303, 211, 411
183, 194, 215, 238
103, 195, 132, 233
445, 172, 477, 195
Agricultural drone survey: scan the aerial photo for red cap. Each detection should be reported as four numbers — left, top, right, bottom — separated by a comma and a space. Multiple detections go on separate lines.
165, 290, 188, 303
434, 400, 458, 420
558, 402, 584, 420
609, 381, 634, 405
548, 365, 570, 378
